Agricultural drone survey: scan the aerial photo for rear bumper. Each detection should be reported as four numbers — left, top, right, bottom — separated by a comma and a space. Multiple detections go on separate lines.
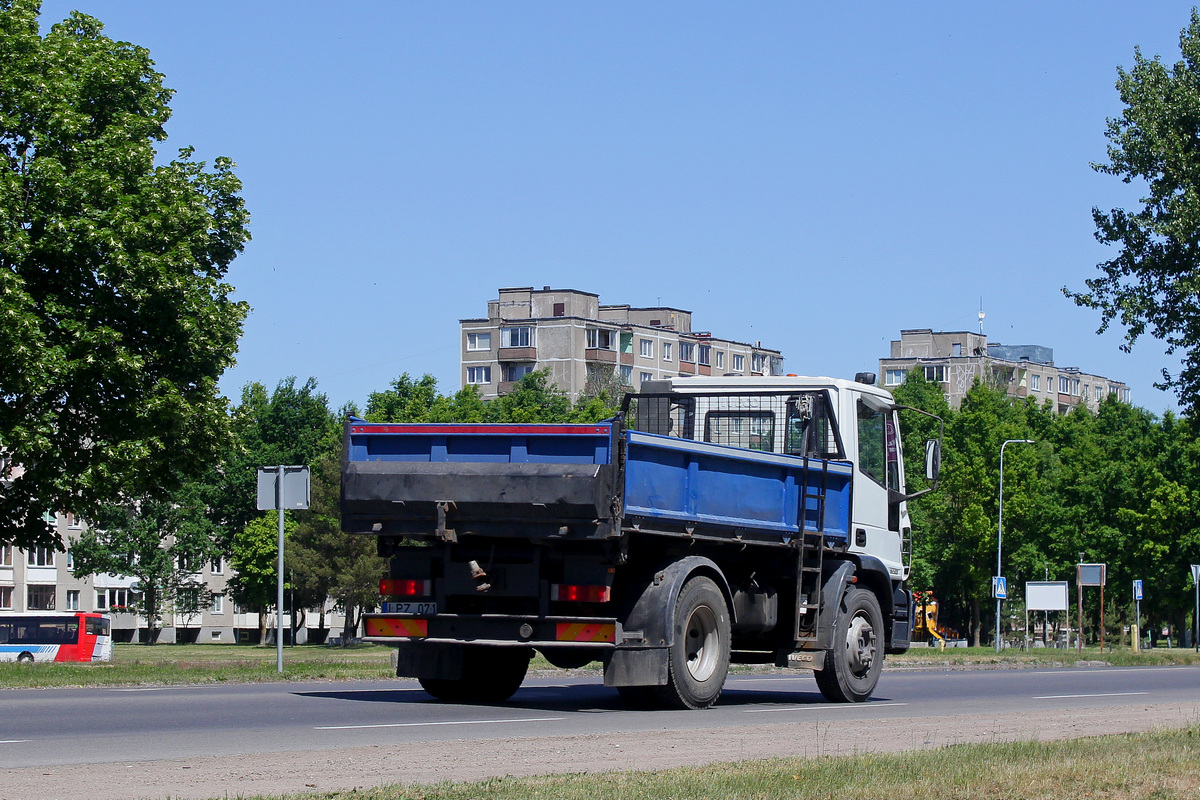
363, 613, 621, 648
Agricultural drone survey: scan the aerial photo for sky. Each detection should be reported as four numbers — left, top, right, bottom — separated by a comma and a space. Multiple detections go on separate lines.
36, 1, 1200, 415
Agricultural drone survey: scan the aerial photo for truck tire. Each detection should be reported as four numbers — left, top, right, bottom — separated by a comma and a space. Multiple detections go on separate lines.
815, 586, 883, 703
17, 652, 34, 664
419, 646, 531, 704
656, 575, 730, 710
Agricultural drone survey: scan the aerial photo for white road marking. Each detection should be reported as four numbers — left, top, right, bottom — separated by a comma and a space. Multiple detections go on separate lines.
1032, 692, 1149, 699
0, 740, 31, 744
1032, 667, 1192, 675
316, 716, 564, 730
743, 702, 908, 713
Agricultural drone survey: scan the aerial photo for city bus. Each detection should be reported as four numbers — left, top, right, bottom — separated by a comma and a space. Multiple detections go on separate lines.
0, 612, 113, 663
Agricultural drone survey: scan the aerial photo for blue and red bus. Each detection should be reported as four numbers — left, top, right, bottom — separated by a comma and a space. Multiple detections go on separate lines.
0, 612, 113, 663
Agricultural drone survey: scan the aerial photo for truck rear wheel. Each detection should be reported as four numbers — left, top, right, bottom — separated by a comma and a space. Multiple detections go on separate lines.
815, 586, 883, 702
419, 646, 531, 704
656, 575, 730, 710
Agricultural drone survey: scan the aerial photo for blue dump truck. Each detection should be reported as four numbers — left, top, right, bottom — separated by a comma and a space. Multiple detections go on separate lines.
343, 374, 940, 709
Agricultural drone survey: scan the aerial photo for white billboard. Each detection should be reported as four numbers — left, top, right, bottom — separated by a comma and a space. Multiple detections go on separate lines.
1026, 581, 1069, 612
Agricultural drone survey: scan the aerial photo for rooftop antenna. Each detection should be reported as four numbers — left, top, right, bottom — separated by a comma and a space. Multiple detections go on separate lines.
978, 298, 986, 335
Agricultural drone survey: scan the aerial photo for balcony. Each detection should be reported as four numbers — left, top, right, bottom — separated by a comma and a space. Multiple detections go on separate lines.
498, 347, 537, 362
584, 348, 617, 364
679, 361, 696, 374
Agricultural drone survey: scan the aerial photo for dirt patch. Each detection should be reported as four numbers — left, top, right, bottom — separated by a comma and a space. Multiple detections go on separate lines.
4, 701, 1198, 800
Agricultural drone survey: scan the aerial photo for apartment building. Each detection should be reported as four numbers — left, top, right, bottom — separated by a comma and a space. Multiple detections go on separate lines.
879, 329, 1131, 412
0, 514, 345, 644
461, 287, 785, 400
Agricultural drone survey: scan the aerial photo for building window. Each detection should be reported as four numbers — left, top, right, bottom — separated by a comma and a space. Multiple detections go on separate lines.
952, 343, 962, 357
97, 588, 132, 611
679, 343, 695, 363
639, 372, 653, 385
620, 365, 633, 386
65, 590, 80, 611
698, 345, 711, 366
884, 370, 906, 386
1, 545, 12, 566
639, 339, 653, 358
27, 547, 54, 567
210, 594, 225, 614
662, 343, 673, 362
28, 585, 55, 611
1030, 374, 1040, 392
924, 365, 945, 382
466, 332, 491, 351
553, 303, 565, 317
467, 366, 492, 385
715, 351, 724, 369
0, 586, 11, 610
586, 327, 616, 350
211, 556, 224, 575
1072, 379, 1080, 395
1122, 388, 1131, 403
733, 354, 745, 372
500, 326, 533, 348
504, 364, 534, 382
66, 550, 74, 569
65, 512, 82, 529
751, 354, 767, 374
178, 554, 198, 573
1058, 376, 1069, 394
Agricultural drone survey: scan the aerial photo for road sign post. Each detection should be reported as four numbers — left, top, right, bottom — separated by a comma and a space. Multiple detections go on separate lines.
1192, 565, 1199, 653
1133, 579, 1143, 653
1077, 563, 1106, 654
257, 466, 310, 673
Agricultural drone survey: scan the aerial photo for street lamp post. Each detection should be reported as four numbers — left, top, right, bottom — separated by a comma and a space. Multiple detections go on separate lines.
996, 438, 1034, 653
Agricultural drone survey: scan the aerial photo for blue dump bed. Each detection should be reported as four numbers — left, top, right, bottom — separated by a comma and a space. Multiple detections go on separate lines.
342, 419, 852, 542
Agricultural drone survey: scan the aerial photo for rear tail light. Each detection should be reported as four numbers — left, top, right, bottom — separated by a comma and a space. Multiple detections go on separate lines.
380, 579, 432, 597
550, 584, 611, 603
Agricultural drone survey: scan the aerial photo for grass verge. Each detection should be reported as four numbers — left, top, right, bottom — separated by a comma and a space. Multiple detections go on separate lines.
228, 725, 1200, 799
1, 643, 1197, 690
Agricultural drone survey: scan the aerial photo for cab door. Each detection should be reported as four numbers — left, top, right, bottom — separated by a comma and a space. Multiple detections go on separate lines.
849, 393, 903, 573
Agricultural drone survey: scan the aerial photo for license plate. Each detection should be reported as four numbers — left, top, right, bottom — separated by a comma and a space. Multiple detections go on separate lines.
382, 602, 437, 615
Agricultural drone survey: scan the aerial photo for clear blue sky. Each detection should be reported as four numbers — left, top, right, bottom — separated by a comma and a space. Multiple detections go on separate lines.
39, 2, 1200, 415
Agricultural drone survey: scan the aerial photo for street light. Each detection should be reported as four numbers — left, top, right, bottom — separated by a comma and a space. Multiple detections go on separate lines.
996, 438, 1034, 653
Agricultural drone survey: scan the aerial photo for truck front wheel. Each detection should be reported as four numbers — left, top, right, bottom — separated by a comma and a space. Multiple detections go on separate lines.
815, 586, 883, 702
419, 646, 531, 704
657, 575, 731, 710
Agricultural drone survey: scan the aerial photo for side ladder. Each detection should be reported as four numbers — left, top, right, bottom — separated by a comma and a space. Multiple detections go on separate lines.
793, 457, 828, 645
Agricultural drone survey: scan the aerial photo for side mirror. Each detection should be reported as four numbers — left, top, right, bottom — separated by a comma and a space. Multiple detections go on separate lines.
925, 439, 941, 482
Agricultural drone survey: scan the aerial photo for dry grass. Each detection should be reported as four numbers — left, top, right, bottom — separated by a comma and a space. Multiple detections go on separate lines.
249, 726, 1200, 800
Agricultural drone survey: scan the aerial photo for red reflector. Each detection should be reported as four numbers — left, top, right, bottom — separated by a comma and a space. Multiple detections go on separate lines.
380, 579, 432, 597
550, 584, 611, 603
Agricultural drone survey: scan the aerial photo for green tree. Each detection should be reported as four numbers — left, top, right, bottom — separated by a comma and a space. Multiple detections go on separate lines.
1066, 10, 1200, 412
228, 512, 293, 644
211, 378, 337, 547
70, 486, 219, 643
0, 2, 250, 549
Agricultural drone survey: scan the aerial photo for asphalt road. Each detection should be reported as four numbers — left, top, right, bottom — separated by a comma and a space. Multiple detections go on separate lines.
2, 665, 1198, 770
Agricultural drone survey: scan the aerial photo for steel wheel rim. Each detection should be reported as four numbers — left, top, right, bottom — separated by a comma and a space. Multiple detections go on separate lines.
844, 611, 876, 678
684, 604, 720, 682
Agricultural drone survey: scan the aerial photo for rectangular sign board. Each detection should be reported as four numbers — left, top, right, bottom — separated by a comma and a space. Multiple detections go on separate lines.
1134, 579, 1144, 601
256, 465, 311, 511
992, 576, 1007, 599
1078, 563, 1106, 587
1192, 565, 1200, 584
1026, 581, 1070, 611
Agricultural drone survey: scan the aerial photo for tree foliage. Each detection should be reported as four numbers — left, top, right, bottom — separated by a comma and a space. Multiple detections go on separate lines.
0, 2, 250, 548
1066, 10, 1200, 412
70, 485, 218, 643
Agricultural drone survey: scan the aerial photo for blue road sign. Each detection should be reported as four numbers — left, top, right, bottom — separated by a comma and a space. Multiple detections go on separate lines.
1134, 579, 1144, 601
993, 576, 1007, 599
